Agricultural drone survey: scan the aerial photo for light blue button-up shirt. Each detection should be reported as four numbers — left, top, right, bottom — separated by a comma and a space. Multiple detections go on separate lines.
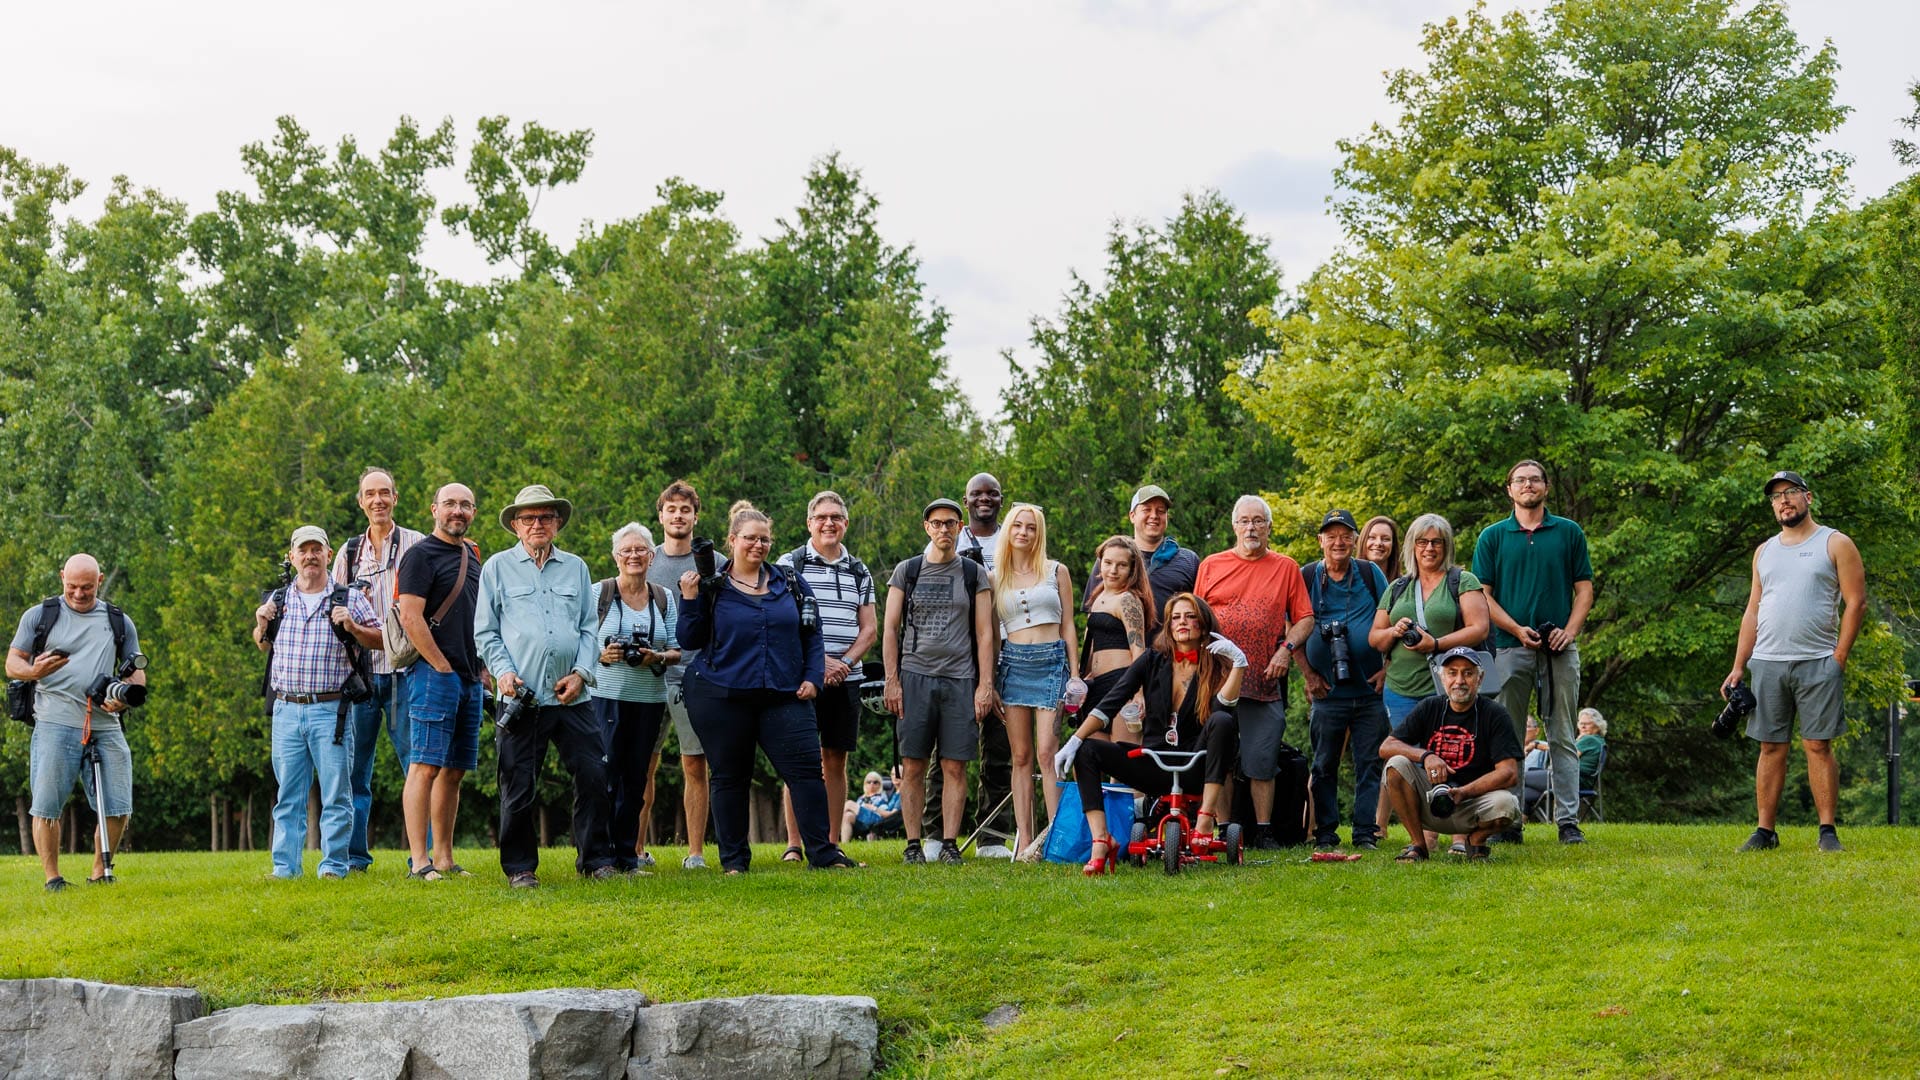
474, 543, 599, 707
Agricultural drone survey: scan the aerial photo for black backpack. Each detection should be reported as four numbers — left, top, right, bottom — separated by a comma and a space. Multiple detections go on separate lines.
895, 552, 984, 676
6, 597, 133, 726
782, 545, 872, 603
1228, 740, 1314, 847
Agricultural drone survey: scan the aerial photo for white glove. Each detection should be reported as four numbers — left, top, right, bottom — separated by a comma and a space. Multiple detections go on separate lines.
1207, 632, 1247, 669
1053, 735, 1083, 780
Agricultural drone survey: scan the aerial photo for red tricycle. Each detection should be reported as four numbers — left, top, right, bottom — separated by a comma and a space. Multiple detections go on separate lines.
1118, 746, 1244, 874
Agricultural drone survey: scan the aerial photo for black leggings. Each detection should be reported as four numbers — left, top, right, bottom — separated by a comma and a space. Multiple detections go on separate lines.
1074, 711, 1238, 812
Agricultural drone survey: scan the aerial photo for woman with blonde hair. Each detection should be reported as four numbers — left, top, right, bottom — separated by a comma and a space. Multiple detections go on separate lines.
991, 503, 1083, 854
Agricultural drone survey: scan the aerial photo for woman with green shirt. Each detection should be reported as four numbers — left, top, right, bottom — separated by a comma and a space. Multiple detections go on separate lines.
1367, 513, 1491, 726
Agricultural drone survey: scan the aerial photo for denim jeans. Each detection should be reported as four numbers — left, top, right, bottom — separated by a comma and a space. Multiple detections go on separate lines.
1382, 689, 1424, 731
347, 672, 411, 870
1308, 693, 1389, 845
271, 699, 355, 878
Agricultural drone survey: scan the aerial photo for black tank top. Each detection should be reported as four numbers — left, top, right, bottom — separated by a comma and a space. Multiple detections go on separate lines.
1086, 610, 1130, 654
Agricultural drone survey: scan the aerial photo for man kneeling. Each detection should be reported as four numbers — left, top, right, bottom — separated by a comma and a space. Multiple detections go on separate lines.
1379, 647, 1522, 861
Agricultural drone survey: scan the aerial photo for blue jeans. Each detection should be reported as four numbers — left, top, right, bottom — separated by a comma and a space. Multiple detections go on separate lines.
1308, 694, 1389, 844
347, 672, 411, 870
271, 699, 355, 878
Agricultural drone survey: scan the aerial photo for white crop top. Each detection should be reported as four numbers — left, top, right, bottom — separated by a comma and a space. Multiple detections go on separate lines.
999, 561, 1063, 631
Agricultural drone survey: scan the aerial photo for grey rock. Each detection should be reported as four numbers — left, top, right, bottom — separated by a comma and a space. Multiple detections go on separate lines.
628, 995, 877, 1080
0, 978, 204, 1080
174, 988, 649, 1080
981, 1004, 1021, 1030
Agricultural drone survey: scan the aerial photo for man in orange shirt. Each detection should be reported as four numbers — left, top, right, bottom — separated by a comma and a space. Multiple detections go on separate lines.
1195, 494, 1315, 849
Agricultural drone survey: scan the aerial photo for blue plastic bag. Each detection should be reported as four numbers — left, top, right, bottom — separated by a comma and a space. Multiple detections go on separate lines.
1043, 782, 1136, 864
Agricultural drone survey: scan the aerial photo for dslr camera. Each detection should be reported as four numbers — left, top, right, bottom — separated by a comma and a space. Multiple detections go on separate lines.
692, 536, 720, 589
608, 630, 667, 675
1318, 620, 1353, 682
88, 653, 150, 711
1714, 681, 1757, 739
1531, 621, 1565, 654
495, 683, 538, 736
1399, 621, 1425, 649
1426, 783, 1457, 818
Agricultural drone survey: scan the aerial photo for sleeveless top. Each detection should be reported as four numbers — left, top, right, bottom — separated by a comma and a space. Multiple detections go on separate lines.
1753, 525, 1840, 661
1086, 610, 1130, 654
999, 561, 1063, 631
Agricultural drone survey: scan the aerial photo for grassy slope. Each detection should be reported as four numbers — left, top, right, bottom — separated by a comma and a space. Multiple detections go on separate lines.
3, 825, 1915, 1078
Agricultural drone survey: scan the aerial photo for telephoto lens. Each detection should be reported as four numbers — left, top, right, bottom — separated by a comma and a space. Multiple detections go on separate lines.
494, 685, 538, 735
692, 536, 717, 582
1713, 682, 1757, 739
1426, 784, 1457, 818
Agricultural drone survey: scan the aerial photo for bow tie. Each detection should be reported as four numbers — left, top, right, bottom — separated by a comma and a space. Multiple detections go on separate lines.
1174, 649, 1200, 664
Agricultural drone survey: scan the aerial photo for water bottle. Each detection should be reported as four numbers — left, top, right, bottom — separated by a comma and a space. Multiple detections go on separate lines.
1061, 679, 1087, 715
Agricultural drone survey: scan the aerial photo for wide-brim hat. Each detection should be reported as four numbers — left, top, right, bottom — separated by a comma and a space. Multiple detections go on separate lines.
499, 484, 573, 532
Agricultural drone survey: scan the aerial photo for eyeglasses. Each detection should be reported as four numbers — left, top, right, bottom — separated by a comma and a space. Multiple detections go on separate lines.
810, 513, 847, 523
736, 535, 773, 547
614, 548, 652, 559
1508, 476, 1546, 488
926, 519, 963, 531
1232, 517, 1270, 528
1767, 488, 1808, 504
1413, 538, 1446, 548
438, 500, 477, 512
516, 513, 560, 526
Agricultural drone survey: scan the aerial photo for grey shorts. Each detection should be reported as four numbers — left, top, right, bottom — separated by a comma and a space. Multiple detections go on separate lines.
1236, 698, 1288, 780
1384, 756, 1520, 833
665, 681, 703, 757
898, 670, 979, 762
1747, 657, 1846, 743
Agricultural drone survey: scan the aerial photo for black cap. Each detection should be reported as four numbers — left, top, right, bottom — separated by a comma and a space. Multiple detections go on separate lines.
923, 498, 964, 520
1763, 470, 1809, 495
1317, 509, 1359, 533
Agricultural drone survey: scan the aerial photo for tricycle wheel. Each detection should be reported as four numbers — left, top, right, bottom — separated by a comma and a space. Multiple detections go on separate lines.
1161, 819, 1183, 875
1223, 822, 1244, 865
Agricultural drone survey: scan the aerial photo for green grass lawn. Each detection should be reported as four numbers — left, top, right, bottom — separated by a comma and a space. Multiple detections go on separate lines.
4, 825, 1916, 1077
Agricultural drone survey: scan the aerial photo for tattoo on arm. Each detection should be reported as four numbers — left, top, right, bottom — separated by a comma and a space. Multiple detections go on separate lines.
1119, 595, 1145, 650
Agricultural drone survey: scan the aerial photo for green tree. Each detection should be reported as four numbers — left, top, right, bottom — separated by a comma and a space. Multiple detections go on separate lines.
1231, 0, 1919, 820
1002, 191, 1287, 573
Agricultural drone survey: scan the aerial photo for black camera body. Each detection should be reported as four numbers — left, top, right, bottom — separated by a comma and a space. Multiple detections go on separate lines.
692, 536, 719, 587
608, 631, 667, 675
495, 684, 538, 735
1714, 682, 1757, 739
1319, 620, 1353, 682
88, 654, 150, 711
1532, 621, 1564, 654
1399, 622, 1424, 649
1427, 783, 1457, 818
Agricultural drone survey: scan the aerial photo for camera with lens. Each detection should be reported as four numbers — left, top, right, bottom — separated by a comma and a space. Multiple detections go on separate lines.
607, 630, 667, 675
1426, 784, 1457, 818
1713, 681, 1757, 739
1532, 621, 1564, 654
88, 653, 150, 711
692, 536, 719, 588
494, 683, 537, 735
1399, 621, 1425, 649
1318, 620, 1353, 682
798, 590, 819, 633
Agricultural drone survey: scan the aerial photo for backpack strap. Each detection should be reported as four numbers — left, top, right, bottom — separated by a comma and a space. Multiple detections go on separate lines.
339, 534, 364, 586
1445, 565, 1463, 608
427, 541, 473, 628
103, 602, 130, 662
777, 563, 813, 634
899, 555, 926, 653
596, 578, 620, 629
29, 597, 61, 656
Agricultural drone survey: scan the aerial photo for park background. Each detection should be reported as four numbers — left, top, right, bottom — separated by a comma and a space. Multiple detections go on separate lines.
3, 0, 1920, 857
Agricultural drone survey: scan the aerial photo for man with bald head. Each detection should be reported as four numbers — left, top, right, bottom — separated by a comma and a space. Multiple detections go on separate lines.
942, 472, 1016, 857
7, 554, 147, 891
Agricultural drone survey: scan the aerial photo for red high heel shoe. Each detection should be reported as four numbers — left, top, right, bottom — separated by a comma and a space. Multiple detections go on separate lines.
1083, 834, 1117, 876
1193, 811, 1217, 839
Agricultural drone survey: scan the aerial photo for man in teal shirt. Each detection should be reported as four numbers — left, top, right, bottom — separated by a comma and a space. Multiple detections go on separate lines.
1471, 459, 1594, 845
475, 483, 615, 886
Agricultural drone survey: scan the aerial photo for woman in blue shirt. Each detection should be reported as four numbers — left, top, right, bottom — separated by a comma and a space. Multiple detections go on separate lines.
677, 501, 860, 873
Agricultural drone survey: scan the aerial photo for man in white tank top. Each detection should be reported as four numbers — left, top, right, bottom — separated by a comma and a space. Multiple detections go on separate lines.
1722, 471, 1865, 853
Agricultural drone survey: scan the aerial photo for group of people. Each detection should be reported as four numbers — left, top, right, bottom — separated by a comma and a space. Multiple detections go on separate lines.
12, 459, 1864, 890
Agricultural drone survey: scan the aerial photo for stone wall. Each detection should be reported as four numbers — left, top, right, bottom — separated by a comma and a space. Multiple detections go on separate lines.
0, 980, 877, 1079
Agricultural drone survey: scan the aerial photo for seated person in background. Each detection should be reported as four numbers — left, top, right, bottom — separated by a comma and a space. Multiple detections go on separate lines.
1576, 708, 1607, 786
1380, 647, 1523, 861
1054, 593, 1245, 876
842, 770, 902, 842
1521, 716, 1550, 809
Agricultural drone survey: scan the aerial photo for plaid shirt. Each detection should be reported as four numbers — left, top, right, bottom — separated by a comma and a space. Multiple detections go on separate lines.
268, 586, 381, 695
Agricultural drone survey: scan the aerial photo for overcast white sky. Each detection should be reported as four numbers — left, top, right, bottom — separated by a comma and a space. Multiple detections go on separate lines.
7, 1, 1915, 419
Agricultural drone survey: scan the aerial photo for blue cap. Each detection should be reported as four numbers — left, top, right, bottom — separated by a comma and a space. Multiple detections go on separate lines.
1434, 646, 1490, 671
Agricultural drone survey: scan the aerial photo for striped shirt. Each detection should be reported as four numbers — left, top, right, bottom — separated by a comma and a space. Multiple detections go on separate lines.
269, 586, 381, 695
330, 525, 426, 674
590, 581, 680, 703
778, 542, 874, 660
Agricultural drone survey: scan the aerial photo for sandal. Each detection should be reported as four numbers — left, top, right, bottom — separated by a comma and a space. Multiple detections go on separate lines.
1447, 840, 1469, 857
1193, 811, 1217, 838
1083, 835, 1117, 876
407, 866, 443, 882
780, 845, 805, 863
437, 863, 473, 878
1394, 843, 1429, 862
1466, 844, 1492, 861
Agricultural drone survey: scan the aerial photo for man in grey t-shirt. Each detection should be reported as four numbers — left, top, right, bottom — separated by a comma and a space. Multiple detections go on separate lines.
1723, 470, 1865, 854
6, 554, 146, 890
648, 479, 710, 869
882, 498, 995, 865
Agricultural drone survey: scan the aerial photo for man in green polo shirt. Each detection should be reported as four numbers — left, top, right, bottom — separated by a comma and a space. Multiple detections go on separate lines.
1471, 458, 1594, 845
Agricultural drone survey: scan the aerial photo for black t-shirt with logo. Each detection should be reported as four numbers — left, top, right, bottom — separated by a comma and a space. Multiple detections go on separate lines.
395, 535, 481, 679
1391, 695, 1523, 787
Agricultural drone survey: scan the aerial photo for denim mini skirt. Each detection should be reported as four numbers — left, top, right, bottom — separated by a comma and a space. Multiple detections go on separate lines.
996, 638, 1069, 709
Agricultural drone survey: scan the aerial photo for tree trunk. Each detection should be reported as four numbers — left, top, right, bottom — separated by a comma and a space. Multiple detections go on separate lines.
306, 777, 321, 850
210, 794, 220, 852
674, 801, 687, 846
242, 792, 254, 851
17, 795, 31, 856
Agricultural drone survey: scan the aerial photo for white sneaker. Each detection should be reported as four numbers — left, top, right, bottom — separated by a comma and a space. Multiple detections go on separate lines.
682, 853, 708, 870
975, 844, 1014, 860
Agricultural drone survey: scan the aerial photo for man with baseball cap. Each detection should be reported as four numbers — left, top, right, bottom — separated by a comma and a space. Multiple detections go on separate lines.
475, 484, 616, 886
1378, 646, 1522, 861
252, 525, 384, 879
1722, 470, 1865, 853
1300, 509, 1391, 850
1082, 484, 1201, 617
881, 497, 995, 864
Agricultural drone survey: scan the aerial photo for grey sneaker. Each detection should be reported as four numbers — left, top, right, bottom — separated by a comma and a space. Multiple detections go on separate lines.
937, 840, 964, 865
681, 852, 708, 870
636, 851, 657, 869
1817, 827, 1845, 853
508, 871, 540, 889
585, 865, 621, 881
903, 840, 926, 865
1739, 828, 1780, 852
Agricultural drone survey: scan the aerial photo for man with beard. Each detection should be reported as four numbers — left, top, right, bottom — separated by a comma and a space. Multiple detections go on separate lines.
1379, 647, 1523, 861
394, 484, 483, 880
1722, 471, 1865, 854
1472, 459, 1594, 845
650, 480, 711, 869
1080, 485, 1201, 617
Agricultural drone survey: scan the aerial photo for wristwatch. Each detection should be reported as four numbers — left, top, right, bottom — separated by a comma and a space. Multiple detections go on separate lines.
1282, 640, 1298, 654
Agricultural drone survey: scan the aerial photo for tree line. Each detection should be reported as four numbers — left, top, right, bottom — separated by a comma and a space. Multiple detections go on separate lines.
2, 0, 1916, 851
